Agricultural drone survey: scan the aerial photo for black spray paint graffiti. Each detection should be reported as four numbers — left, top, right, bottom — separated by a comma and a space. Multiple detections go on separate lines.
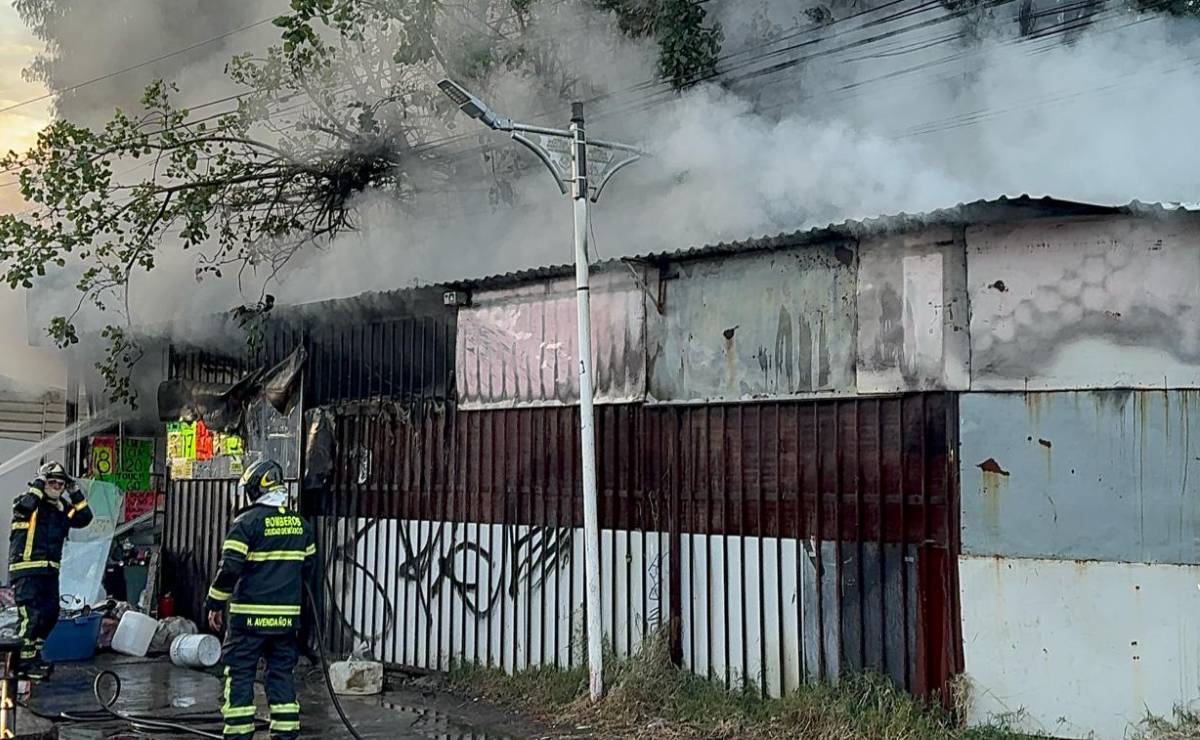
328, 520, 574, 642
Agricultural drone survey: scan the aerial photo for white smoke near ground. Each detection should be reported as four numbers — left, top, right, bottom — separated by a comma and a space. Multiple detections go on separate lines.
11, 0, 1200, 362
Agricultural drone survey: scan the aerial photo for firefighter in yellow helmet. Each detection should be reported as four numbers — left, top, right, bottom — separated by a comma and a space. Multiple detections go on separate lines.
206, 459, 316, 740
8, 461, 93, 680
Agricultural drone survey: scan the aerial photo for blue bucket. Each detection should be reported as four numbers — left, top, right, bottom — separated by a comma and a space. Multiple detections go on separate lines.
42, 612, 103, 663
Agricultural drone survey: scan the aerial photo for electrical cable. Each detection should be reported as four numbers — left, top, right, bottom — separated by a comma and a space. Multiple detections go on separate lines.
0, 17, 277, 116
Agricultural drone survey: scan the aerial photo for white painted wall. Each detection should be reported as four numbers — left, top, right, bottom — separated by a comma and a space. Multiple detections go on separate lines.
326, 519, 667, 671
960, 554, 1200, 740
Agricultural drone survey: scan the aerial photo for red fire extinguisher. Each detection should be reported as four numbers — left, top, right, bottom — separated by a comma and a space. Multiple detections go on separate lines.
158, 593, 176, 618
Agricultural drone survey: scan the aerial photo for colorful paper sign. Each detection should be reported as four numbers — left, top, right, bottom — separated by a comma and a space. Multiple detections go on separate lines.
180, 422, 196, 460
195, 421, 213, 461
115, 439, 153, 491
166, 421, 243, 480
123, 491, 156, 522
91, 437, 154, 492
91, 437, 117, 479
166, 423, 183, 459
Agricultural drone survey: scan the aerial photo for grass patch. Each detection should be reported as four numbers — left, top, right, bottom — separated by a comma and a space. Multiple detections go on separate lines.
1136, 707, 1200, 739
450, 632, 1031, 740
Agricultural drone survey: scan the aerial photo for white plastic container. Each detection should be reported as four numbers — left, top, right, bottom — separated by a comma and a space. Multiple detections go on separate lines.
169, 634, 222, 668
111, 611, 158, 657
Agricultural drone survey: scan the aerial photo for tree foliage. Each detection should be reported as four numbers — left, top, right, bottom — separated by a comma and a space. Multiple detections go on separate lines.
1, 0, 720, 405
596, 0, 722, 87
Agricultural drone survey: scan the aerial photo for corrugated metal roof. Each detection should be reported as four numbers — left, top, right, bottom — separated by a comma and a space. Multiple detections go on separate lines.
447, 195, 1200, 291
137, 195, 1200, 336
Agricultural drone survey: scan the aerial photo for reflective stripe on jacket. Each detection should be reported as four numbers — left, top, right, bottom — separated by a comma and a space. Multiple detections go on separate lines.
205, 501, 316, 633
8, 483, 94, 577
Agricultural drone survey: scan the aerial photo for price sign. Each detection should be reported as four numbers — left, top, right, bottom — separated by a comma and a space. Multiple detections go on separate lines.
92, 437, 117, 478
195, 421, 214, 461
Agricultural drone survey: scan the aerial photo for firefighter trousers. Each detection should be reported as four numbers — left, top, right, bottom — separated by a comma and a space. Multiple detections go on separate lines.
13, 574, 59, 668
221, 627, 300, 740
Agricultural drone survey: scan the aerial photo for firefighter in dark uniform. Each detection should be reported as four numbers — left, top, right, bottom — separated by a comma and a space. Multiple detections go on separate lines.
206, 459, 315, 740
8, 461, 93, 680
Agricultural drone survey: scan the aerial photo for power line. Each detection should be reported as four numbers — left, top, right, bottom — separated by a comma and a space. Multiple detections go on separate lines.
597, 0, 1173, 126
3, 0, 1179, 196
0, 16, 276, 116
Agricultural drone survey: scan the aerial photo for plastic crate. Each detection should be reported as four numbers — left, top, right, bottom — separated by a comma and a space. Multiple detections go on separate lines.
42, 612, 103, 663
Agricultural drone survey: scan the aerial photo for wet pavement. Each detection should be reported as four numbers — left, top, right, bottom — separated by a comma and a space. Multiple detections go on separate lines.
26, 655, 559, 739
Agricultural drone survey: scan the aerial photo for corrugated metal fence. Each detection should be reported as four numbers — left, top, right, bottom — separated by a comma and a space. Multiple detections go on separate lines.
163, 479, 241, 620
309, 394, 960, 699
158, 306, 960, 700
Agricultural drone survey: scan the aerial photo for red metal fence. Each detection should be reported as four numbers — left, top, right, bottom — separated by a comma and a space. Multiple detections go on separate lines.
304, 394, 960, 698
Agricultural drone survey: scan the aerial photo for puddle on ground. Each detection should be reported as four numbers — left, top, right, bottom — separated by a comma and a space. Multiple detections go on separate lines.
381, 702, 519, 740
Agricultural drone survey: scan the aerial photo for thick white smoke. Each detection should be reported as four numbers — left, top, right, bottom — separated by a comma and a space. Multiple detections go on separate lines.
271, 0, 1200, 303
9, 0, 1200, 363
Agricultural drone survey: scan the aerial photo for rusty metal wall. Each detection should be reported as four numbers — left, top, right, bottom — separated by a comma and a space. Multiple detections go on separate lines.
456, 270, 650, 409
668, 396, 960, 697
310, 394, 960, 699
646, 243, 858, 403
309, 402, 665, 671
959, 389, 1200, 738
961, 390, 1200, 563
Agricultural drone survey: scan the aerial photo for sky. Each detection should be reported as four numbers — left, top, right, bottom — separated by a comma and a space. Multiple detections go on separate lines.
0, 2, 61, 392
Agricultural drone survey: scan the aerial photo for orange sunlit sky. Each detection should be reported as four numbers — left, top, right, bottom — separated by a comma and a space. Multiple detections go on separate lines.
0, 3, 50, 212
0, 3, 59, 390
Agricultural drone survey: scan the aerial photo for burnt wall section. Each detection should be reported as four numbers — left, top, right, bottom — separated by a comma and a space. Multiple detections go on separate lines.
856, 228, 970, 393
647, 242, 859, 402
967, 214, 1200, 390
456, 270, 650, 409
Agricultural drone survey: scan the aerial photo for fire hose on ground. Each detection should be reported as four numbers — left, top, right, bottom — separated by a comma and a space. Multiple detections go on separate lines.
4, 584, 366, 739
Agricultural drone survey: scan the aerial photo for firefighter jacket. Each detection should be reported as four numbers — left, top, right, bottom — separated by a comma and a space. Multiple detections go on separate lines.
205, 499, 316, 633
8, 479, 94, 577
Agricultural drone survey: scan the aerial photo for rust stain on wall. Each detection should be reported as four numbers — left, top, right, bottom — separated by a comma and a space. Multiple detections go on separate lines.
980, 467, 1008, 550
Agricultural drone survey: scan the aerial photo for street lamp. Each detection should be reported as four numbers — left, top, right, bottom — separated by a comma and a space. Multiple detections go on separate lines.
439, 79, 642, 701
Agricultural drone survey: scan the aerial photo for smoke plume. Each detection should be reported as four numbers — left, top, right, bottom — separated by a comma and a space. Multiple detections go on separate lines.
9, 0, 1200, 369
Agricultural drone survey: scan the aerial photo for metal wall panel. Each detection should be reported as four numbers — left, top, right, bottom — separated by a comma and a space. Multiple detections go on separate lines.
161, 479, 240, 621
960, 391, 1200, 564
306, 314, 455, 407
647, 245, 858, 402
960, 555, 1200, 740
312, 394, 960, 700
680, 538, 917, 695
856, 229, 970, 394
968, 215, 1200, 390
456, 270, 649, 409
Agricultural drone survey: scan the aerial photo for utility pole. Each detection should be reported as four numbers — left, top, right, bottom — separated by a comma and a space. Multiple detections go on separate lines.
437, 80, 641, 701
